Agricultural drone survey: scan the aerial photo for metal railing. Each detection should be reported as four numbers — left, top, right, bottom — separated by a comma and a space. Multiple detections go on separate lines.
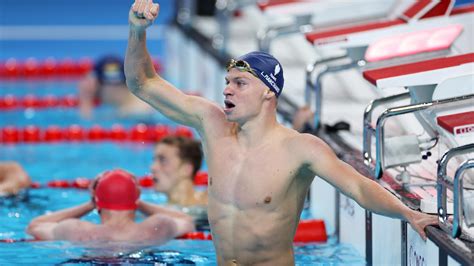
367, 94, 474, 179
304, 55, 356, 130
363, 92, 411, 166
437, 144, 474, 238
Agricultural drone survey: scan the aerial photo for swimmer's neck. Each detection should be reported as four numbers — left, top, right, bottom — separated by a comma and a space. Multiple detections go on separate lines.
235, 112, 279, 148
167, 178, 196, 206
100, 209, 136, 227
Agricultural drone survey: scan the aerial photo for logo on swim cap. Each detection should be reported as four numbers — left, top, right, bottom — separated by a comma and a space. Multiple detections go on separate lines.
274, 64, 281, 76
235, 51, 284, 97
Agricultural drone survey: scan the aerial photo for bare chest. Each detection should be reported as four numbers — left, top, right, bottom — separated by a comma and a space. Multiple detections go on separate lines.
206, 143, 297, 209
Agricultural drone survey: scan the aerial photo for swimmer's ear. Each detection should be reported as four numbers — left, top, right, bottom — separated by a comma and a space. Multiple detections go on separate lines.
263, 89, 275, 100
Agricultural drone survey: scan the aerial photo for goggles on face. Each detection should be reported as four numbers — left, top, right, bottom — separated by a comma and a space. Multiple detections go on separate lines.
226, 59, 258, 78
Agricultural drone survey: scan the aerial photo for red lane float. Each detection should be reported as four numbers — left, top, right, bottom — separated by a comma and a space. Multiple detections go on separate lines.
0, 124, 194, 143
0, 57, 162, 79
30, 171, 208, 189
178, 219, 327, 243
0, 57, 93, 79
0, 94, 90, 110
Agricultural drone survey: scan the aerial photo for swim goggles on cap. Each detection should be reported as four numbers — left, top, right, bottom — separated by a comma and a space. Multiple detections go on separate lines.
226, 59, 258, 78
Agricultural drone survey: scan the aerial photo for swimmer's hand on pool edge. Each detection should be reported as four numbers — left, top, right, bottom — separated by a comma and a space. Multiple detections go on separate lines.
405, 210, 439, 241
129, 0, 160, 30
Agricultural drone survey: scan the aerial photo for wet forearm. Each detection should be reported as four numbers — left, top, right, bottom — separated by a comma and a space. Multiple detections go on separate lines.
30, 202, 95, 224
125, 28, 157, 91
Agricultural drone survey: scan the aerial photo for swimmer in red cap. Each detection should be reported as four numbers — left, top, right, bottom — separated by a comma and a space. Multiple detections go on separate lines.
27, 169, 194, 242
0, 162, 31, 195
78, 55, 153, 119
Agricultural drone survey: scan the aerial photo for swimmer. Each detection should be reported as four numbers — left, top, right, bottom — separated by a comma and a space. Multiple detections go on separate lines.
152, 136, 207, 206
152, 135, 208, 230
126, 1, 438, 264
27, 169, 194, 242
0, 162, 31, 196
78, 55, 153, 118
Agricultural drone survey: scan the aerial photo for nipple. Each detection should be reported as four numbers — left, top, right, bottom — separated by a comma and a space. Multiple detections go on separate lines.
264, 196, 272, 204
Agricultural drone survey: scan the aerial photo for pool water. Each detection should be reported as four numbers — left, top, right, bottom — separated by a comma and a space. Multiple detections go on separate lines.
0, 140, 365, 265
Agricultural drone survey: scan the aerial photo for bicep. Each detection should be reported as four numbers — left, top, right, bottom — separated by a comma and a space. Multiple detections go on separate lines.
134, 77, 220, 129
306, 138, 366, 202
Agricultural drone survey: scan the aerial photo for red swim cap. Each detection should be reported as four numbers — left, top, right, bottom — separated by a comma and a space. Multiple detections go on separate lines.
94, 169, 140, 211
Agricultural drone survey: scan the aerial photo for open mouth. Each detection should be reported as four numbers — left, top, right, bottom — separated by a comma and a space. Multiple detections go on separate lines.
224, 100, 236, 111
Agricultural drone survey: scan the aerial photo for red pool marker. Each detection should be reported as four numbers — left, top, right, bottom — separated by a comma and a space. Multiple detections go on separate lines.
3, 58, 20, 78
148, 125, 170, 142
47, 180, 70, 188
175, 126, 193, 138
58, 58, 75, 76
1, 126, 20, 143
76, 57, 93, 75
43, 94, 59, 108
130, 123, 148, 142
0, 95, 19, 109
30, 182, 41, 189
178, 232, 208, 240
39, 57, 58, 76
294, 219, 327, 243
138, 175, 155, 188
44, 125, 63, 142
22, 125, 41, 142
61, 94, 79, 107
194, 171, 208, 186
22, 94, 41, 108
65, 125, 85, 141
88, 125, 106, 141
110, 124, 127, 141
24, 58, 40, 77
72, 178, 90, 189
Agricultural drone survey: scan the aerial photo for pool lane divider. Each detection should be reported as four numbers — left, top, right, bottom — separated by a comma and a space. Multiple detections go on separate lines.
0, 94, 99, 110
0, 124, 194, 143
0, 219, 326, 243
30, 171, 209, 189
0, 57, 162, 79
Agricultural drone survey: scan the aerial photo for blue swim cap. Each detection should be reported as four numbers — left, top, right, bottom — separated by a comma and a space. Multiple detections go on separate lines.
236, 51, 284, 97
94, 55, 125, 85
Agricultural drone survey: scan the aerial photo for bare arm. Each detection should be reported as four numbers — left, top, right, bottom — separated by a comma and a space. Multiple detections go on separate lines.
125, 0, 222, 129
78, 73, 99, 119
301, 135, 437, 240
27, 202, 95, 240
138, 200, 192, 220
138, 200, 195, 236
0, 162, 31, 195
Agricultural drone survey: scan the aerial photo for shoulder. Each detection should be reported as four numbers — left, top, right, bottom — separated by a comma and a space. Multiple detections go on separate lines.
54, 219, 97, 240
284, 131, 329, 151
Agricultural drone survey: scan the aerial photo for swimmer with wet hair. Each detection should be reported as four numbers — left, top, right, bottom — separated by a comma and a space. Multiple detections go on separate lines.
152, 135, 209, 229
0, 162, 31, 196
27, 169, 194, 242
152, 136, 207, 206
126, 1, 438, 264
